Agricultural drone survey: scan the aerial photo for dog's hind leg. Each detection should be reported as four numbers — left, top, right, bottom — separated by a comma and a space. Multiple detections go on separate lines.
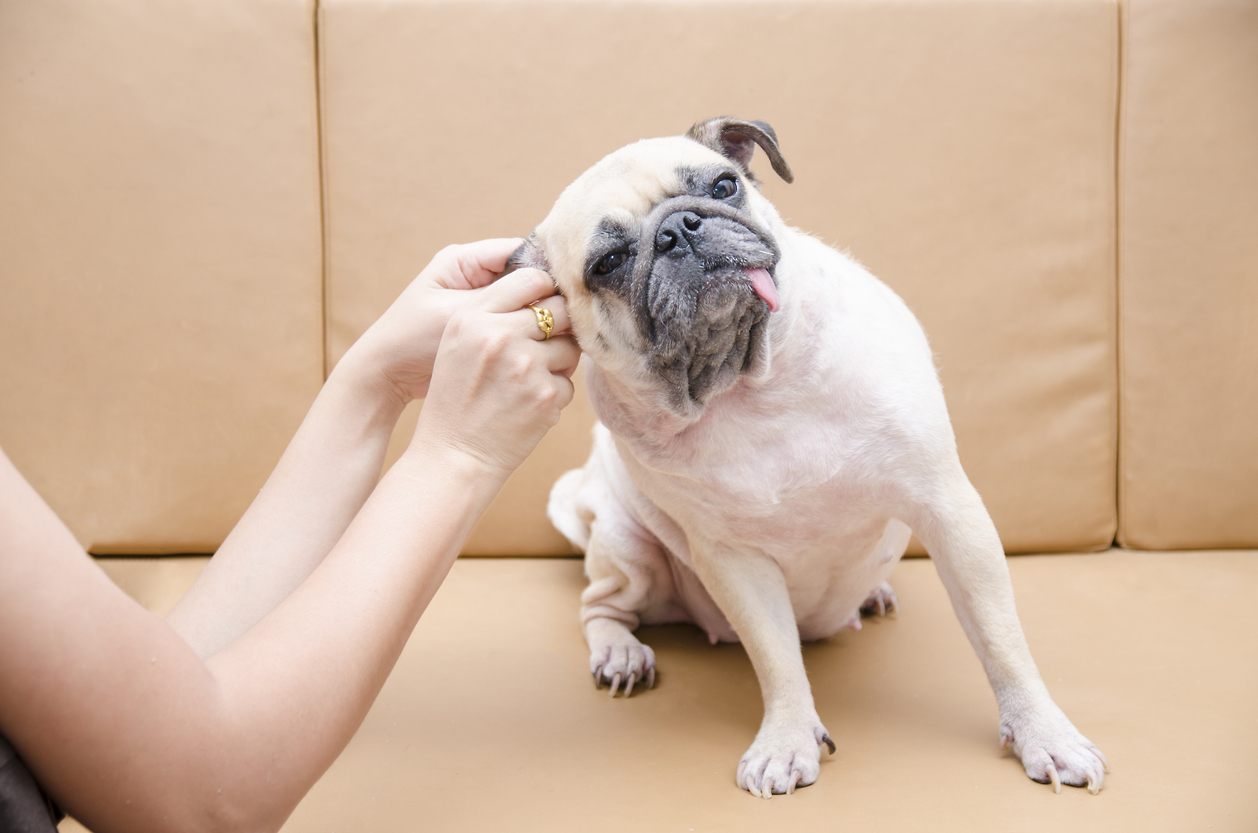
858, 582, 898, 618
581, 515, 683, 698
856, 518, 910, 622
553, 427, 683, 698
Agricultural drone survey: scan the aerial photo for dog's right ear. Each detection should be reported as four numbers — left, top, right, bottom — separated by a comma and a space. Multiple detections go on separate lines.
504, 231, 551, 277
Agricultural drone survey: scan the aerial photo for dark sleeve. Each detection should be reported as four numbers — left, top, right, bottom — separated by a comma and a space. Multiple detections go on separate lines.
0, 734, 63, 833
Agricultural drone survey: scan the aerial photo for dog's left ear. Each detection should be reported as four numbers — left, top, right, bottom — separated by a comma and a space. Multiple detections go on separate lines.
686, 117, 794, 184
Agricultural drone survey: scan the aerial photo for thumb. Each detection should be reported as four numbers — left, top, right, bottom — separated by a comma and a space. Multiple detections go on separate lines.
430, 238, 526, 290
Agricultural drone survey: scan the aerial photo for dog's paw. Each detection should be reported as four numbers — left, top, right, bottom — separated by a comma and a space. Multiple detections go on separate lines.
736, 720, 834, 798
588, 623, 656, 698
859, 581, 898, 617
1001, 704, 1108, 794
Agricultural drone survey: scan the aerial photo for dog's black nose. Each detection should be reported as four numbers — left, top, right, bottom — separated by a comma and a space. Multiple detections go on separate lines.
656, 211, 702, 254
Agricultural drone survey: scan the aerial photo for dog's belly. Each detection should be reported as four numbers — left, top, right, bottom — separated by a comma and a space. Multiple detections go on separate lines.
619, 446, 912, 642
779, 515, 911, 641
700, 512, 907, 641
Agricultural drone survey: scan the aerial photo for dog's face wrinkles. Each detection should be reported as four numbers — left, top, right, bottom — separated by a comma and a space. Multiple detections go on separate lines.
520, 132, 788, 415
585, 164, 781, 409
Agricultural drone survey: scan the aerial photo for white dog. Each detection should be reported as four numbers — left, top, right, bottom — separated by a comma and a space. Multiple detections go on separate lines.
510, 118, 1107, 797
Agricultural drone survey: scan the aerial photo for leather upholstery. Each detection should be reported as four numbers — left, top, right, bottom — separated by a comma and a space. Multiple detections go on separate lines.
2, 0, 1254, 555
0, 0, 324, 553
319, 0, 1120, 554
1117, 0, 1258, 548
86, 552, 1258, 831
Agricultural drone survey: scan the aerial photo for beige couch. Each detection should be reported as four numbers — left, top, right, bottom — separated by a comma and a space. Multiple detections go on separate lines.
1, 0, 1255, 830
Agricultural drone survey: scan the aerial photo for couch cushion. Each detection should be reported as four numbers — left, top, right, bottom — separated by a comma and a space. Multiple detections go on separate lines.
1117, 0, 1258, 548
91, 552, 1258, 831
319, 0, 1120, 555
0, 0, 325, 553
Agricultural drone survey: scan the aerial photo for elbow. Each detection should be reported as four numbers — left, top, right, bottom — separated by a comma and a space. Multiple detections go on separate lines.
107, 777, 297, 833
178, 785, 297, 833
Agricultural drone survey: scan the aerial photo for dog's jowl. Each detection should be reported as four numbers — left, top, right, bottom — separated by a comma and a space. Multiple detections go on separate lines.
524, 118, 1107, 798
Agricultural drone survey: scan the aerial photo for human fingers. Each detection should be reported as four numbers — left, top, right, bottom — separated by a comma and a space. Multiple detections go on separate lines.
541, 335, 581, 378
415, 310, 571, 476
518, 294, 572, 342
550, 370, 576, 410
427, 238, 525, 291
479, 267, 558, 314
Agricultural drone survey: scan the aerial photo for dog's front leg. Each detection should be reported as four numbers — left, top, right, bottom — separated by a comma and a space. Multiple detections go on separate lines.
914, 476, 1108, 793
689, 546, 832, 798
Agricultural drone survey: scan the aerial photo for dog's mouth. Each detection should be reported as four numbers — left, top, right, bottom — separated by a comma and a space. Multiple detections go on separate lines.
629, 198, 780, 408
746, 266, 780, 311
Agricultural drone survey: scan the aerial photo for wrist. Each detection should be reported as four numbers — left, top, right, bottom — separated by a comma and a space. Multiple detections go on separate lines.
392, 435, 511, 530
339, 317, 440, 408
400, 431, 514, 493
324, 348, 409, 436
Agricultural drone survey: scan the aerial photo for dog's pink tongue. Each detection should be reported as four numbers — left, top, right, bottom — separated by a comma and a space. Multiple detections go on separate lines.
747, 268, 780, 312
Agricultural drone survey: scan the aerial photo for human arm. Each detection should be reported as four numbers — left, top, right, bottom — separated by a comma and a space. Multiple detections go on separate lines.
0, 264, 580, 833
165, 239, 554, 659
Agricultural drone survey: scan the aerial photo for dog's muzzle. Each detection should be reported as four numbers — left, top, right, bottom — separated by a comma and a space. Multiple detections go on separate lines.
630, 197, 780, 408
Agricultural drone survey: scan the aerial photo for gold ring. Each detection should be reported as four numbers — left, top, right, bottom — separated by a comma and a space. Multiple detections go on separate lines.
529, 304, 554, 340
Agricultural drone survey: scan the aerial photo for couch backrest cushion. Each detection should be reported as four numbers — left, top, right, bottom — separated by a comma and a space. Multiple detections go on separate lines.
1117, 0, 1258, 549
0, 0, 325, 553
319, 0, 1120, 555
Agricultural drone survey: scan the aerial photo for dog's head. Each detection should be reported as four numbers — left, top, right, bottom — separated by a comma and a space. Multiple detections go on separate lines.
511, 117, 794, 416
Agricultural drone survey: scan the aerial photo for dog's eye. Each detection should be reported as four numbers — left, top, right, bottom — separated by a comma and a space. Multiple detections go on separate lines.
711, 176, 739, 200
594, 251, 627, 275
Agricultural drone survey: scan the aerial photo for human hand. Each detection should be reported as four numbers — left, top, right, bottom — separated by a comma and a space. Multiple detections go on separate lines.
343, 238, 538, 406
411, 267, 580, 478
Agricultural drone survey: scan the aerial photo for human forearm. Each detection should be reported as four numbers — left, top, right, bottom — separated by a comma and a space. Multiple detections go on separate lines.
194, 444, 504, 829
166, 348, 406, 659
6, 443, 503, 833
180, 284, 580, 823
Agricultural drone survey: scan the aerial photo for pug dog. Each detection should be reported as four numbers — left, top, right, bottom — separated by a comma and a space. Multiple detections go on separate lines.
511, 118, 1107, 798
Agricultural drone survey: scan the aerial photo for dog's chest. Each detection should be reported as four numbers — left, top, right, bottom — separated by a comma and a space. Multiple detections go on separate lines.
617, 370, 889, 556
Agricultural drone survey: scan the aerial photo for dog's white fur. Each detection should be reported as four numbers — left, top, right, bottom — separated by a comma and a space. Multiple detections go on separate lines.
538, 133, 1107, 797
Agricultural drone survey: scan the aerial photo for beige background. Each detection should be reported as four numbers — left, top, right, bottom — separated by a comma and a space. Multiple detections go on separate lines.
0, 0, 325, 553
320, 0, 1120, 555
1117, 0, 1258, 549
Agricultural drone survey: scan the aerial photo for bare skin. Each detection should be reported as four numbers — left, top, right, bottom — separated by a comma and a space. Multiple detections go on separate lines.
0, 239, 579, 833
